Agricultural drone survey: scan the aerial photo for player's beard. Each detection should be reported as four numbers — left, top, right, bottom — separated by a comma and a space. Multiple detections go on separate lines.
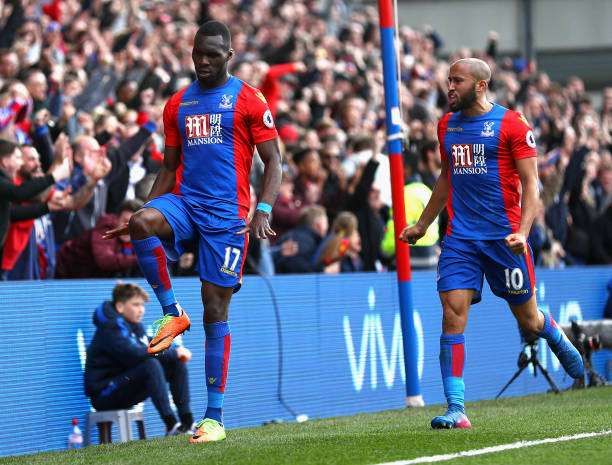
197, 63, 229, 88
450, 85, 478, 112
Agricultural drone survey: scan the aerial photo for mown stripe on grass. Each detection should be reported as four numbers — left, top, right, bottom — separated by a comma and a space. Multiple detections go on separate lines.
375, 429, 612, 465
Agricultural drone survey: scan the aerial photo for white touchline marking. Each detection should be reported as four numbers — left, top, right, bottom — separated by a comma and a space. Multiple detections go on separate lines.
374, 430, 612, 465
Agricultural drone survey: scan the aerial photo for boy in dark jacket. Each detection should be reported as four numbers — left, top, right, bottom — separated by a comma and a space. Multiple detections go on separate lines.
84, 283, 194, 435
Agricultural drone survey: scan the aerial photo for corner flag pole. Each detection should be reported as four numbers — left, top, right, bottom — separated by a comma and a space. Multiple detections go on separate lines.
377, 0, 424, 407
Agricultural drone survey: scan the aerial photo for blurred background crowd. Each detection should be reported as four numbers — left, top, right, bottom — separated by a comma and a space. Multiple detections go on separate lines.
0, 0, 610, 280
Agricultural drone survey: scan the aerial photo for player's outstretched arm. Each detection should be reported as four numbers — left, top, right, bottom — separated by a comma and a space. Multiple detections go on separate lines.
400, 160, 449, 244
241, 138, 282, 239
505, 156, 539, 254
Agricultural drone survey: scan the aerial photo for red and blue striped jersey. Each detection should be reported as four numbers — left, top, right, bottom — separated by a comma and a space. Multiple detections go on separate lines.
438, 103, 537, 239
163, 76, 278, 220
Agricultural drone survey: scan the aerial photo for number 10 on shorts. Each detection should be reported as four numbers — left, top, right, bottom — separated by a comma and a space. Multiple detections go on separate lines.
504, 267, 524, 290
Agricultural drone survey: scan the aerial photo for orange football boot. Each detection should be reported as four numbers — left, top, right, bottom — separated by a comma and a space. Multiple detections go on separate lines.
147, 306, 191, 355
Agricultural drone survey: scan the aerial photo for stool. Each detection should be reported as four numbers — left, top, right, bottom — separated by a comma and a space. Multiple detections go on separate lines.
86, 406, 146, 444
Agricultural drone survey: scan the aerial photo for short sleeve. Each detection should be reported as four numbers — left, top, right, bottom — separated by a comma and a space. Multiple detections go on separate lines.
505, 111, 537, 160
163, 93, 182, 148
437, 113, 451, 165
246, 89, 278, 144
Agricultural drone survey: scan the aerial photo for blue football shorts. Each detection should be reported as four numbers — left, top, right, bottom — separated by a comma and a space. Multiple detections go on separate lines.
144, 193, 248, 291
437, 235, 536, 305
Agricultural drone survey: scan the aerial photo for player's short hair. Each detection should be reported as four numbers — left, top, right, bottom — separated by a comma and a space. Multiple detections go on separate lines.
196, 20, 231, 51
112, 283, 149, 305
451, 58, 491, 83
0, 139, 17, 159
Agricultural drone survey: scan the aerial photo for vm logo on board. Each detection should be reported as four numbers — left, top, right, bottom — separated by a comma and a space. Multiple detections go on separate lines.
343, 287, 423, 392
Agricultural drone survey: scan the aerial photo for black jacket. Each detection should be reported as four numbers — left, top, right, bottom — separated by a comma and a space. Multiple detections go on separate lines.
346, 159, 385, 271
84, 301, 176, 397
0, 171, 54, 250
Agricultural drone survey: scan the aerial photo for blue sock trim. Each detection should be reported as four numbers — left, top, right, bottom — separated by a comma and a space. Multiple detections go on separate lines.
132, 236, 162, 252
205, 390, 224, 424
440, 333, 465, 412
156, 292, 176, 308
162, 304, 180, 317
538, 310, 550, 335
441, 333, 465, 345
537, 310, 560, 343
204, 407, 223, 424
442, 376, 465, 410
207, 391, 224, 409
205, 321, 230, 338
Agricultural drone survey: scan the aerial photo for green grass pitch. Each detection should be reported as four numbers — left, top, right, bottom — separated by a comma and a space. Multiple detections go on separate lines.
2, 387, 610, 465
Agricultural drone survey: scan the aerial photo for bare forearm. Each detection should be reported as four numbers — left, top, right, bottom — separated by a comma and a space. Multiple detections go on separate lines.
515, 157, 540, 237
258, 153, 282, 207
518, 180, 538, 237
417, 175, 449, 229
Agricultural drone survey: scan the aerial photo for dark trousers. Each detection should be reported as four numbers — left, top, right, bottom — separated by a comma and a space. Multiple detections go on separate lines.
92, 357, 191, 423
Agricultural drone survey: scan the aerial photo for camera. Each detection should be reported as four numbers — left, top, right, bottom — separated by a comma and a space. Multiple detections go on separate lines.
568, 321, 606, 388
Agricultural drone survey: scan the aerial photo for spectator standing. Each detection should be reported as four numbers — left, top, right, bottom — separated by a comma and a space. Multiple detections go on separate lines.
293, 147, 323, 208
271, 171, 303, 242
381, 153, 439, 270
345, 143, 386, 271
1, 145, 67, 279
0, 139, 70, 257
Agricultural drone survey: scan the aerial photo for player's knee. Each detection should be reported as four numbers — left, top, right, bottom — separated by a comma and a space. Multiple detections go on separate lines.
441, 296, 469, 332
203, 302, 226, 324
128, 208, 159, 238
202, 284, 231, 324
441, 296, 468, 318
442, 317, 465, 334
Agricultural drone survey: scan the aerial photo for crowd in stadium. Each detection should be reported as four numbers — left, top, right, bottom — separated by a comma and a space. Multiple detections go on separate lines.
0, 0, 610, 280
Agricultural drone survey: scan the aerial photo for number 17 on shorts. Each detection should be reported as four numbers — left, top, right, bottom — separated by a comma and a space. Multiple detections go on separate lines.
221, 246, 241, 277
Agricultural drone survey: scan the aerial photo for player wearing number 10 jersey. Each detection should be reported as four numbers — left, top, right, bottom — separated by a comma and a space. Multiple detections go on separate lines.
105, 21, 282, 443
400, 58, 583, 430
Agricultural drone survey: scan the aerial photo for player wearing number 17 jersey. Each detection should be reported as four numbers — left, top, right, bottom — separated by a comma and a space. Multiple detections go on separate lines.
400, 58, 583, 429
105, 21, 282, 443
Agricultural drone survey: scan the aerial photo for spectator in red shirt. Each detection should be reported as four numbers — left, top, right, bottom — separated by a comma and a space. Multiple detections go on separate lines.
260, 61, 306, 117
